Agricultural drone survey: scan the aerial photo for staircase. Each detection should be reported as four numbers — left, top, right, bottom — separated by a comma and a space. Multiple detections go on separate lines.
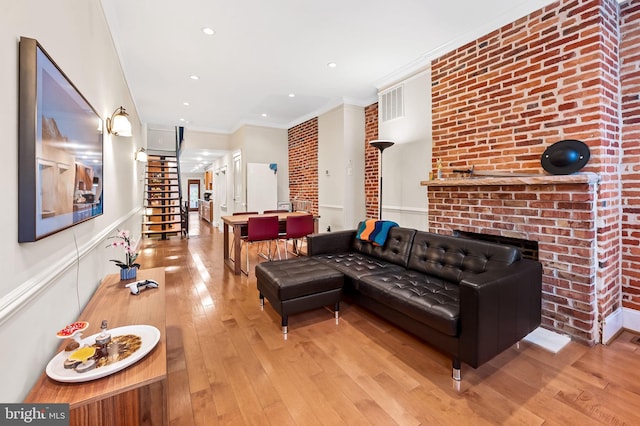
142, 152, 185, 239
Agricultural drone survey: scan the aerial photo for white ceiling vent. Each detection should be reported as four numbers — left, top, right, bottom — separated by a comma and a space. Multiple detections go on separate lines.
379, 84, 404, 122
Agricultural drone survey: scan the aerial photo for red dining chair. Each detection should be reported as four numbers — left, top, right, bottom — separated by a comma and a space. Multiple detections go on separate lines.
242, 215, 281, 275
283, 214, 314, 258
264, 209, 289, 236
230, 211, 258, 258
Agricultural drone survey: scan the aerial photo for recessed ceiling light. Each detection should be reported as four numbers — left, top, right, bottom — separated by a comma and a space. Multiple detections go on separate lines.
261, 113, 268, 117
202, 27, 215, 36
183, 102, 190, 106
289, 93, 295, 98
327, 62, 337, 68
179, 118, 186, 122
190, 75, 199, 80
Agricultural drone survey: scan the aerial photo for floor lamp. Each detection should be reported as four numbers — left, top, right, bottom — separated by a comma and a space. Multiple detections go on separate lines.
369, 140, 395, 220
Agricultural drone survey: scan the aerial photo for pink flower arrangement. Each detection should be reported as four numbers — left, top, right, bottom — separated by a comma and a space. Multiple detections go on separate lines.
106, 229, 140, 270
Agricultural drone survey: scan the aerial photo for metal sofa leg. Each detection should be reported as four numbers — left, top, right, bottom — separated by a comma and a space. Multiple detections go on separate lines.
282, 315, 288, 335
452, 358, 461, 381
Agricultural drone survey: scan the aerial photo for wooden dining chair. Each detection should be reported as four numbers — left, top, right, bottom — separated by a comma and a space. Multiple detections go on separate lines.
283, 214, 314, 258
242, 215, 281, 275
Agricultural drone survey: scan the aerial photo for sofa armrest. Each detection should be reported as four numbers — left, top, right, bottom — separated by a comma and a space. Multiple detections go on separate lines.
307, 230, 356, 256
458, 258, 542, 368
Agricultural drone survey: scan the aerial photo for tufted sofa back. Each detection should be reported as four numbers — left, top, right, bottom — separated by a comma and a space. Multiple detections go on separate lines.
408, 231, 521, 284
352, 226, 416, 268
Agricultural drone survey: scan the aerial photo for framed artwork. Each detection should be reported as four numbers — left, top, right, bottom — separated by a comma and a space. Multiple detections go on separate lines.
18, 37, 104, 242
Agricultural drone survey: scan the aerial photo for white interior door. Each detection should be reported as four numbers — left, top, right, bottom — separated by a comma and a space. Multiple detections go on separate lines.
233, 154, 244, 213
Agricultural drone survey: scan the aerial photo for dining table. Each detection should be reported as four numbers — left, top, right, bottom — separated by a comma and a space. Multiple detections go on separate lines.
221, 211, 318, 275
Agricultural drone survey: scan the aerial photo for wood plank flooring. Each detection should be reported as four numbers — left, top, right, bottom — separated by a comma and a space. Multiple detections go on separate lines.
138, 213, 640, 425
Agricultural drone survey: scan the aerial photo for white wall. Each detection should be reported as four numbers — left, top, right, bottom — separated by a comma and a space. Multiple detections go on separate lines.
241, 126, 289, 206
181, 172, 204, 207
211, 151, 234, 227
180, 128, 231, 213
147, 127, 176, 152
378, 69, 431, 230
318, 104, 365, 232
344, 105, 366, 228
182, 129, 230, 153
0, 0, 142, 401
217, 125, 288, 218
319, 106, 345, 231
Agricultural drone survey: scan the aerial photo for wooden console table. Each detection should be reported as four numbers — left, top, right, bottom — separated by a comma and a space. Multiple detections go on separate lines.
25, 267, 167, 426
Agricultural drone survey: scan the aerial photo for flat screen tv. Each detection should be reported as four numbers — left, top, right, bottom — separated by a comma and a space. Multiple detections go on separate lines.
18, 37, 104, 242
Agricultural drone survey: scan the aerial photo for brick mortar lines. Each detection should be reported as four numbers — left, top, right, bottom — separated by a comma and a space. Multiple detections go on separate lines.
428, 181, 598, 343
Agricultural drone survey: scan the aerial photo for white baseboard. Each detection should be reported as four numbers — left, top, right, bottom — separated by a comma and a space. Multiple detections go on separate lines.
602, 307, 624, 344
523, 327, 571, 353
623, 307, 640, 334
521, 309, 640, 350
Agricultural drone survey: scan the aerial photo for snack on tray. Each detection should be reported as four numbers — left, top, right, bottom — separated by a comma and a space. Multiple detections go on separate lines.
56, 321, 89, 338
68, 346, 96, 363
64, 341, 80, 352
61, 333, 143, 373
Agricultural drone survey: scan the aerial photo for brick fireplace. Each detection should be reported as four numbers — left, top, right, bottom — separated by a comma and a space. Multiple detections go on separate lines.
424, 0, 639, 345
424, 173, 599, 344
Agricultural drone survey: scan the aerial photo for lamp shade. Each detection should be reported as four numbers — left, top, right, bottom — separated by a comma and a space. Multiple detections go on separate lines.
107, 106, 132, 137
135, 147, 148, 162
369, 140, 395, 152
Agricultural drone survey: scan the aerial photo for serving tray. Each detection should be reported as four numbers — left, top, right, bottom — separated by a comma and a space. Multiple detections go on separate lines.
45, 325, 160, 383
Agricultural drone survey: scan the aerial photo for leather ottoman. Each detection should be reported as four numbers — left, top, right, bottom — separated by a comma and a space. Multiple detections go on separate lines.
255, 257, 344, 334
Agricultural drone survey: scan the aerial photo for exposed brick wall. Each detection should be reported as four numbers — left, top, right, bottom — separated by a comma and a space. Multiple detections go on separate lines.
594, 0, 624, 338
364, 103, 379, 219
429, 0, 626, 343
288, 118, 319, 216
621, 0, 640, 310
431, 0, 619, 176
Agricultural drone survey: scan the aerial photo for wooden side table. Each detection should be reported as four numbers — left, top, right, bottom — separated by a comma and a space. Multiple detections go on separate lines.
25, 267, 167, 426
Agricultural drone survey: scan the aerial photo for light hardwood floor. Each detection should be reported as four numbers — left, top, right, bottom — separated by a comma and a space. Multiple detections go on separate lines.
138, 213, 640, 425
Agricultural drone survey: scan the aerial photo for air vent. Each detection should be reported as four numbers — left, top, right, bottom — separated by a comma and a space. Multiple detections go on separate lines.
380, 84, 404, 122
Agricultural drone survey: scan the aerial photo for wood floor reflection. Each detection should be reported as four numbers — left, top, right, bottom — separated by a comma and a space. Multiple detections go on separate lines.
138, 213, 640, 425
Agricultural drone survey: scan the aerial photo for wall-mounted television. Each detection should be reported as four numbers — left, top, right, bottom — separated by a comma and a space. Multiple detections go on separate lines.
18, 37, 104, 242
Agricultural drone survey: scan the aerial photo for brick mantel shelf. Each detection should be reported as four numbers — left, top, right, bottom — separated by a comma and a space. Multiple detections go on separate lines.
420, 172, 599, 188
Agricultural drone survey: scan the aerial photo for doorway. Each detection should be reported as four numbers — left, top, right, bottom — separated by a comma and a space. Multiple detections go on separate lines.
233, 154, 244, 213
187, 179, 200, 211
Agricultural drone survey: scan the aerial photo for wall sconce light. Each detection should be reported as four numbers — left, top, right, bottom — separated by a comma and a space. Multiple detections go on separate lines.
106, 106, 132, 137
135, 147, 148, 162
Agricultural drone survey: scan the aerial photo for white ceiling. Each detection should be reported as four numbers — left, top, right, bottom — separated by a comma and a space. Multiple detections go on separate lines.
101, 0, 556, 171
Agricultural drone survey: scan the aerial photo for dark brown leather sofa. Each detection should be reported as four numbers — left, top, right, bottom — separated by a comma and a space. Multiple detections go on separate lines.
306, 226, 542, 380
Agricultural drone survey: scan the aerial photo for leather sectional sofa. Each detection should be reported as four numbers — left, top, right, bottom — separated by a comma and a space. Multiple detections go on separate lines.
306, 225, 542, 380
